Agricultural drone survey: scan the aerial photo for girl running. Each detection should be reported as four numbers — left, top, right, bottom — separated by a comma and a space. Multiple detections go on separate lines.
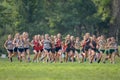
42, 34, 52, 63
83, 33, 91, 62
81, 36, 86, 63
89, 35, 98, 63
69, 36, 75, 62
37, 34, 44, 62
4, 34, 14, 62
103, 38, 111, 63
114, 40, 120, 58
17, 35, 26, 62
55, 33, 62, 63
50, 36, 56, 62
98, 35, 106, 63
31, 35, 40, 62
65, 34, 71, 62
75, 37, 81, 63
110, 37, 117, 64
23, 32, 31, 62
13, 33, 20, 60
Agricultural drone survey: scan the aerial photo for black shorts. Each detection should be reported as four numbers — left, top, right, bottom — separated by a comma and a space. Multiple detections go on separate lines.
95, 49, 100, 53
70, 47, 75, 53
109, 49, 115, 54
51, 48, 56, 53
24, 47, 29, 52
40, 49, 43, 52
91, 48, 100, 53
7, 49, 13, 53
56, 47, 61, 52
18, 48, 24, 53
75, 49, 81, 53
14, 47, 18, 52
84, 45, 91, 51
100, 49, 105, 53
91, 48, 96, 51
105, 50, 109, 55
81, 48, 85, 53
66, 47, 71, 53
44, 48, 51, 52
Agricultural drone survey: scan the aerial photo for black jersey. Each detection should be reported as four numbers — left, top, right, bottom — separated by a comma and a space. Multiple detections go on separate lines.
66, 40, 71, 48
85, 38, 91, 46
70, 40, 75, 48
91, 40, 97, 49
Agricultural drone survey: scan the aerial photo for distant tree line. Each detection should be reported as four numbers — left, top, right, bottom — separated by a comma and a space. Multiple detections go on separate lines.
0, 0, 120, 54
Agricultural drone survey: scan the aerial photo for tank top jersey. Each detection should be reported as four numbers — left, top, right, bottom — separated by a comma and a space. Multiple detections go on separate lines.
24, 38, 30, 48
110, 42, 116, 49
85, 38, 91, 46
13, 38, 19, 47
56, 39, 61, 47
75, 41, 80, 47
51, 41, 56, 48
18, 40, 24, 48
62, 44, 67, 52
33, 40, 40, 51
91, 40, 97, 48
66, 40, 71, 48
43, 39, 51, 49
39, 40, 44, 50
98, 40, 106, 49
70, 40, 75, 48
6, 40, 14, 49
82, 40, 86, 48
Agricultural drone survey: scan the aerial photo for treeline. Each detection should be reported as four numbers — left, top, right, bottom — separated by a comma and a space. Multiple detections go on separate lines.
0, 0, 120, 54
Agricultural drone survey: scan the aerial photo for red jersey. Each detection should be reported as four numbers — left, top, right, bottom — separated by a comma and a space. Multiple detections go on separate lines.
39, 41, 43, 50
56, 39, 61, 47
82, 41, 86, 48
62, 44, 67, 52
33, 40, 40, 51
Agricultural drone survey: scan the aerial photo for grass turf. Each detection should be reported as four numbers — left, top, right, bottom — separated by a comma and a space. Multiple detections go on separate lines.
0, 57, 120, 80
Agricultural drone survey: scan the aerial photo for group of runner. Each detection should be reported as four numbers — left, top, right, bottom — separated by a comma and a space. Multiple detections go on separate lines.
4, 32, 120, 64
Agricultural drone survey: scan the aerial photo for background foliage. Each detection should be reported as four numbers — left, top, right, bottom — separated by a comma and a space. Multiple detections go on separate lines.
0, 0, 120, 54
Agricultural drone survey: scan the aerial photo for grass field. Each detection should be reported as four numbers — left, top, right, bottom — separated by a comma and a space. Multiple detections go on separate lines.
0, 57, 120, 80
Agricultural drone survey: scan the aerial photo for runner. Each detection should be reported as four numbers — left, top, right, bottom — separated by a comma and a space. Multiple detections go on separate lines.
69, 36, 75, 62
17, 35, 26, 62
83, 33, 91, 62
55, 33, 62, 63
4, 34, 14, 62
23, 32, 31, 62
13, 33, 20, 60
42, 34, 52, 63
65, 34, 71, 62
31, 35, 40, 62
75, 37, 81, 63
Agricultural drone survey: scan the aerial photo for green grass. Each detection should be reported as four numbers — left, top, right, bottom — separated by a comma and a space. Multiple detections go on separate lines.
0, 57, 120, 80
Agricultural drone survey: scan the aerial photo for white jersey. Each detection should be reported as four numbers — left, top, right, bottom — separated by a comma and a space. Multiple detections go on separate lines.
17, 40, 24, 48
24, 38, 30, 48
6, 40, 14, 49
43, 39, 51, 49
